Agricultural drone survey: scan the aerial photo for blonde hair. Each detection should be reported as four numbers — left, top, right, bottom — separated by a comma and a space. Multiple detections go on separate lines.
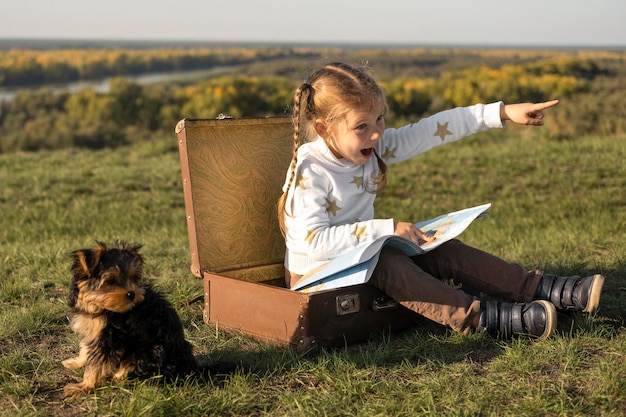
278, 62, 388, 235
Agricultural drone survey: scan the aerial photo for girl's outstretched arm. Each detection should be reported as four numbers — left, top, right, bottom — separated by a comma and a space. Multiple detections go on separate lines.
500, 99, 560, 126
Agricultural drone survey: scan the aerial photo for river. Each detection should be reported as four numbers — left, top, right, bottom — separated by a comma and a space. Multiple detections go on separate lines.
0, 69, 222, 103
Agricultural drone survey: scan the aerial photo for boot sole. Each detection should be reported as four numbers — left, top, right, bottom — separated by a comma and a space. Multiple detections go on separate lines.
534, 300, 557, 340
582, 274, 605, 313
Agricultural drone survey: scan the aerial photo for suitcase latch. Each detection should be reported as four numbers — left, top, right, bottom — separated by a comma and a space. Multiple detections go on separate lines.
372, 296, 400, 311
336, 294, 360, 316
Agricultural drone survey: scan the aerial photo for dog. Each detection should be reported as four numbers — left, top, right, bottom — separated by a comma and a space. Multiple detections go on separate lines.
62, 241, 199, 397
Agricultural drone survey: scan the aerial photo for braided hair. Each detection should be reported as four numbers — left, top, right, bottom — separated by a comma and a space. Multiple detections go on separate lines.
278, 62, 388, 235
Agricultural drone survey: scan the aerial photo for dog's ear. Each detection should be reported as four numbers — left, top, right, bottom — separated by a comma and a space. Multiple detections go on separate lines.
71, 242, 107, 279
68, 242, 107, 307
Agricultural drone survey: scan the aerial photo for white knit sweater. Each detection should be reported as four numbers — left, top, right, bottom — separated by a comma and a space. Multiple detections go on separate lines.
282, 102, 504, 276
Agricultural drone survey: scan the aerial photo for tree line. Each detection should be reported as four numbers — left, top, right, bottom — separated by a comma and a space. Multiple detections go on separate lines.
0, 49, 624, 153
0, 46, 322, 87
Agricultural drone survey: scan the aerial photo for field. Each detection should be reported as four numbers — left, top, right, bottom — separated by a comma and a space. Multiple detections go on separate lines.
1, 124, 624, 416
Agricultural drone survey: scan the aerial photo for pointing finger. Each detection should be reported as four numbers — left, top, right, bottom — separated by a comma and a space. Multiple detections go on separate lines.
533, 99, 560, 111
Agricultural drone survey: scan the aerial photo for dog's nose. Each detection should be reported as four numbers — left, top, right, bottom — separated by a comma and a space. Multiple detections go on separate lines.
126, 291, 135, 301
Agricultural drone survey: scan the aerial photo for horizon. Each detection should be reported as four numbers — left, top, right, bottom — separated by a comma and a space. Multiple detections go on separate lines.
0, 37, 624, 51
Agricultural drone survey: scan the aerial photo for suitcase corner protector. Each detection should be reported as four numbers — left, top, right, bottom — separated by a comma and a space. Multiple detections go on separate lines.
296, 336, 318, 355
175, 119, 187, 134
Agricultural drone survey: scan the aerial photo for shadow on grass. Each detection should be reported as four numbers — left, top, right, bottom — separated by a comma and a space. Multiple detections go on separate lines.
25, 264, 623, 415
194, 262, 625, 380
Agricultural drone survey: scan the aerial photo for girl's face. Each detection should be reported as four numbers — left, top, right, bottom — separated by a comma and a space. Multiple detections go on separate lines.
321, 105, 386, 166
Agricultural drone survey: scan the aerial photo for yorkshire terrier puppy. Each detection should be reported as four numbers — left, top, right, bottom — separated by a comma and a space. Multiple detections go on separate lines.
62, 241, 198, 397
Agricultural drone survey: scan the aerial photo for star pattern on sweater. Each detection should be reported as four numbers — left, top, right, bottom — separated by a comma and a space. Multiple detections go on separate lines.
295, 172, 308, 188
324, 197, 342, 216
305, 229, 318, 245
352, 225, 369, 243
350, 176, 364, 189
381, 146, 397, 161
434, 121, 453, 141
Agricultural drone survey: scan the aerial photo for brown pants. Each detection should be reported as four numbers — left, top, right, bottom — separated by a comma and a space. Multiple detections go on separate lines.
369, 239, 543, 334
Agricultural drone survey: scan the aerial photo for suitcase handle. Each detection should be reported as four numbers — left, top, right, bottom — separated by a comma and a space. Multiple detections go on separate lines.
372, 297, 400, 311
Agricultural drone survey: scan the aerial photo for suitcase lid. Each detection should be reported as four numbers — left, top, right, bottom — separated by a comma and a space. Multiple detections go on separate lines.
176, 117, 293, 283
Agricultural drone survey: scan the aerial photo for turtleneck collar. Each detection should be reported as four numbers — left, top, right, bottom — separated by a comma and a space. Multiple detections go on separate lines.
310, 137, 357, 169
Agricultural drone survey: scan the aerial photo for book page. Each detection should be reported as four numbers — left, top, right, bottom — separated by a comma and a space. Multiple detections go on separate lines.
292, 203, 491, 292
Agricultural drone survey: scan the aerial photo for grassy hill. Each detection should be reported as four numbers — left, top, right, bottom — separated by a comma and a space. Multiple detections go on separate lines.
0, 128, 624, 416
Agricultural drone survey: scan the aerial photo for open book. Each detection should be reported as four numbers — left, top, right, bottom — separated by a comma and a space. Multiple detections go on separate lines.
291, 203, 491, 293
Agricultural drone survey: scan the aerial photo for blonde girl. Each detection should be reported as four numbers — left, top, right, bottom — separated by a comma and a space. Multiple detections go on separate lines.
278, 62, 603, 339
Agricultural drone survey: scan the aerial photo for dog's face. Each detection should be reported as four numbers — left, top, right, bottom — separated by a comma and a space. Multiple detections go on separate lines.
69, 241, 146, 314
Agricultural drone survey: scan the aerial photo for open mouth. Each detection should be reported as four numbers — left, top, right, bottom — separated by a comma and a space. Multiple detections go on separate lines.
361, 148, 373, 156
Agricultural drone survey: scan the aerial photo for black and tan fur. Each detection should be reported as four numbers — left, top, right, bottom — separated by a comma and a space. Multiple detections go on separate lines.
62, 241, 197, 397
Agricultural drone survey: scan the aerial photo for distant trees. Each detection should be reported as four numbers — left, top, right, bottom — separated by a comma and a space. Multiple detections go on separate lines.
1, 80, 148, 152
382, 56, 625, 138
0, 47, 321, 88
384, 57, 607, 111
0, 75, 295, 152
179, 76, 294, 119
0, 50, 624, 153
0, 89, 69, 151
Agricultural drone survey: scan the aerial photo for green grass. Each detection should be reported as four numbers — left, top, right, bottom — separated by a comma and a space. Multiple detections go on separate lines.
0, 129, 624, 416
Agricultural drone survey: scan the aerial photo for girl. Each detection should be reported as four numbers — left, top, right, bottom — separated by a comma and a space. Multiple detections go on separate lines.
278, 62, 604, 340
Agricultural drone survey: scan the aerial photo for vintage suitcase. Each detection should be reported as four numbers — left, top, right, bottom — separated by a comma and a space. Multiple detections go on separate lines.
175, 116, 419, 353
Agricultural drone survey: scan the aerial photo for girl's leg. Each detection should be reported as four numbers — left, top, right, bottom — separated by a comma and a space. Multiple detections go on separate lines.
416, 239, 604, 313
369, 244, 557, 339
369, 246, 481, 334
412, 239, 542, 303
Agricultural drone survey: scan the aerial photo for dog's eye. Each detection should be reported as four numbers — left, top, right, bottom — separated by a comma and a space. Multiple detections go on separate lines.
100, 273, 118, 286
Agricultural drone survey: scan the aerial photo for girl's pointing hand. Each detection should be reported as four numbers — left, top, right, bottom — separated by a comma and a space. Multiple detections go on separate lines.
500, 99, 560, 126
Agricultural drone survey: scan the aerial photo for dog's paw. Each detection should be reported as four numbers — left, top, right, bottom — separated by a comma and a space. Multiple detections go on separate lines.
112, 364, 132, 381
63, 383, 91, 398
62, 357, 84, 370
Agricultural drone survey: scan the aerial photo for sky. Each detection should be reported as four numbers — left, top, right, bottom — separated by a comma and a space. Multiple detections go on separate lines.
1, 0, 625, 47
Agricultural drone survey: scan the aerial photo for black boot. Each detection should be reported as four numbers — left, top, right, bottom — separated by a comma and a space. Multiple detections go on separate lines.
478, 300, 556, 340
534, 274, 604, 313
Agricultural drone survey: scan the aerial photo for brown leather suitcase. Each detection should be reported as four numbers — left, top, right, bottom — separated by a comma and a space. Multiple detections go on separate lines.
175, 116, 419, 354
